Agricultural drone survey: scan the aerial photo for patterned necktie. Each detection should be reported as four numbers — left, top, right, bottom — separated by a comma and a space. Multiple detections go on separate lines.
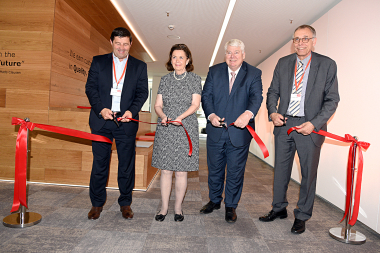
289, 61, 304, 116
229, 72, 236, 94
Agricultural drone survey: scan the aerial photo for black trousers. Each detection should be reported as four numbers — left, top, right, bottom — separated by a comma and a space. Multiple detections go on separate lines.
90, 120, 136, 207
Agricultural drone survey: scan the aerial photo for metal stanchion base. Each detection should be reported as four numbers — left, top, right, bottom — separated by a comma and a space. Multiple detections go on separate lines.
3, 212, 42, 228
329, 227, 366, 245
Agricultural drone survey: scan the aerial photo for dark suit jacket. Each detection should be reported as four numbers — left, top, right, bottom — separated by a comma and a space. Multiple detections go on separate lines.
202, 61, 263, 147
266, 51, 340, 147
85, 53, 148, 136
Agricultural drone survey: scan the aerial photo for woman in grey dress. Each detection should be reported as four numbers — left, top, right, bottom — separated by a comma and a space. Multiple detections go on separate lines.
152, 44, 202, 222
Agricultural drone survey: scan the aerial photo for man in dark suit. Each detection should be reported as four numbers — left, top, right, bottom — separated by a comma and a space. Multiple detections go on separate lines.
85, 27, 148, 220
260, 25, 339, 234
201, 39, 263, 222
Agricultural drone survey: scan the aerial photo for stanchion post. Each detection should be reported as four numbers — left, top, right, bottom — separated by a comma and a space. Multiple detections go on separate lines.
329, 136, 366, 244
3, 118, 42, 228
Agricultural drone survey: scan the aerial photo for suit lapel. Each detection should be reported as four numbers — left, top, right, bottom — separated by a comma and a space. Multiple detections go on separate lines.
305, 52, 319, 102
105, 53, 113, 107
286, 54, 297, 103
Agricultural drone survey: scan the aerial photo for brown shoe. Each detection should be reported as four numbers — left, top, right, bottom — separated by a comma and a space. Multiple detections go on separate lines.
120, 206, 134, 219
88, 206, 103, 220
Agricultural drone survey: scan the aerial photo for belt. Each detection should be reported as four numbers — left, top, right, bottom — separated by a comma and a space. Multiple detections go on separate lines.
285, 115, 304, 118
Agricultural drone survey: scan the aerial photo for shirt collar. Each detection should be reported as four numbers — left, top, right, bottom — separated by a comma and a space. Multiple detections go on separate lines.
113, 53, 128, 65
228, 65, 242, 76
297, 53, 311, 65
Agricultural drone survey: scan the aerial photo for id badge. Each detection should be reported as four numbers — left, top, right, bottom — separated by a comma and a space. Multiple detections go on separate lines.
110, 88, 122, 97
290, 93, 301, 102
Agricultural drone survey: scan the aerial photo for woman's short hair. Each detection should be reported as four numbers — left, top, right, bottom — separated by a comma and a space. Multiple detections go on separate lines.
165, 44, 194, 72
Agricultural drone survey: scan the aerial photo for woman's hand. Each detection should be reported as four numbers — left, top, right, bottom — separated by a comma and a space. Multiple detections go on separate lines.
170, 117, 182, 126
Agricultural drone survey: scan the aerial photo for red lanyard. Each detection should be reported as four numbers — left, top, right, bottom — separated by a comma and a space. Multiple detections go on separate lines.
113, 57, 128, 89
294, 55, 312, 91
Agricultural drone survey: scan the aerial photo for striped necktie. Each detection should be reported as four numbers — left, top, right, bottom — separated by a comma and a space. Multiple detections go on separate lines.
289, 61, 303, 116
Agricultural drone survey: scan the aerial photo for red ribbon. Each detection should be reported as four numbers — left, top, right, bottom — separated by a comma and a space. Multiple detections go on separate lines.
287, 127, 370, 225
229, 123, 269, 158
118, 117, 193, 156
11, 117, 112, 213
77, 106, 91, 109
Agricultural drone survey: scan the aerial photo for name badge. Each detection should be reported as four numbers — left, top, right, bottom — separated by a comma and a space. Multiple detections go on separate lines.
290, 93, 301, 102
110, 88, 122, 97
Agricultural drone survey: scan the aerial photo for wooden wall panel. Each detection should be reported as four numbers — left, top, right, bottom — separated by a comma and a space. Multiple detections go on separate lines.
0, 88, 5, 107
0, 70, 51, 90
50, 71, 86, 97
0, 0, 55, 32
48, 109, 90, 132
49, 91, 89, 109
90, 27, 112, 54
51, 53, 88, 83
6, 89, 49, 110
29, 148, 82, 170
0, 31, 53, 51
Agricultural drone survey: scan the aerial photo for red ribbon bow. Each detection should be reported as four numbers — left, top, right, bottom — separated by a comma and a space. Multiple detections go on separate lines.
287, 127, 370, 225
10, 117, 112, 213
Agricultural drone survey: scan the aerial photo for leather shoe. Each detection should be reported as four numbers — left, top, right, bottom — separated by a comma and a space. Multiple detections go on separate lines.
120, 206, 134, 219
88, 206, 103, 220
259, 209, 287, 222
155, 211, 167, 222
200, 201, 221, 214
225, 207, 237, 223
291, 218, 305, 234
174, 212, 184, 222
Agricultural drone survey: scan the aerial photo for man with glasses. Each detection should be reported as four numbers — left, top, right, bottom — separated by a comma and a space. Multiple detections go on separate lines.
260, 25, 339, 234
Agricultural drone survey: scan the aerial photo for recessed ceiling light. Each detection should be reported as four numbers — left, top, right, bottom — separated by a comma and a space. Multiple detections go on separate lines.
167, 35, 180, 40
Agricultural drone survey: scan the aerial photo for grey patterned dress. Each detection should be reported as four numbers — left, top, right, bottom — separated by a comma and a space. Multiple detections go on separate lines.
151, 71, 202, 171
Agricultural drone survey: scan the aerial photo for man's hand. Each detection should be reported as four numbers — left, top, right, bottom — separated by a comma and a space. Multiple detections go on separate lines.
120, 110, 132, 122
295, 121, 315, 135
209, 113, 225, 127
234, 111, 252, 128
100, 108, 114, 120
270, 113, 287, 126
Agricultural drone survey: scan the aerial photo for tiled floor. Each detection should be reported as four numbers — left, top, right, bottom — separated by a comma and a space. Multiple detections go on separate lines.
1, 138, 379, 252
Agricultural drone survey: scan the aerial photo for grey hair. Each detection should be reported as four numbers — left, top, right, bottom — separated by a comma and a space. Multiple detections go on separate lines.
294, 25, 316, 37
224, 39, 245, 53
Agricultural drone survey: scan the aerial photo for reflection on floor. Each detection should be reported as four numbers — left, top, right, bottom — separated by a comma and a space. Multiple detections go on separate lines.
1, 138, 379, 252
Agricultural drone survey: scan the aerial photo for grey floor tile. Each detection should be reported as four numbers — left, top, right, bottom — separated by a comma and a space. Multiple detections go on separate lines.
207, 236, 270, 253
204, 216, 259, 239
1, 226, 88, 252
142, 234, 208, 253
72, 230, 147, 253
40, 207, 99, 229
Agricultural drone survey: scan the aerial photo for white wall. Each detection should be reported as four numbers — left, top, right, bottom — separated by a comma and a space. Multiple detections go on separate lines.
250, 0, 380, 233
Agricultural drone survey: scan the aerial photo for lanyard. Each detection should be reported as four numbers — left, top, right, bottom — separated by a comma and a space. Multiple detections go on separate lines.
113, 57, 128, 89
294, 55, 312, 91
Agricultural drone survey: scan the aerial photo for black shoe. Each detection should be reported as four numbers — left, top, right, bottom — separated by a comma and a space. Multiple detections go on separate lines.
225, 207, 237, 223
155, 211, 167, 222
259, 209, 287, 222
200, 201, 221, 214
291, 218, 305, 234
174, 212, 184, 222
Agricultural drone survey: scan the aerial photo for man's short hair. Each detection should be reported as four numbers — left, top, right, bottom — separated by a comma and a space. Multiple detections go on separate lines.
110, 27, 132, 43
224, 39, 245, 53
294, 25, 316, 37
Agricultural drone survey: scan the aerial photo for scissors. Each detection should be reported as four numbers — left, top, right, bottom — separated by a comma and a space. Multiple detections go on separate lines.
111, 112, 119, 127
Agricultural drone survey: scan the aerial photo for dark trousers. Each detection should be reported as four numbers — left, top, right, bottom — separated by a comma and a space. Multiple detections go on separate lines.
272, 116, 321, 221
207, 129, 250, 208
90, 120, 136, 207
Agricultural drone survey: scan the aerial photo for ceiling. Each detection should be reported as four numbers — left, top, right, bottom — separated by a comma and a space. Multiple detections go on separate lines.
114, 0, 342, 78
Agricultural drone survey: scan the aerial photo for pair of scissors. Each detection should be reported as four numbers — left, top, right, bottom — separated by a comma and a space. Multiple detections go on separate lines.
111, 112, 119, 127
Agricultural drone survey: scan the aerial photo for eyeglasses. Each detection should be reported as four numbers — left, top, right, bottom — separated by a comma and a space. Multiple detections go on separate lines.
292, 37, 314, 44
